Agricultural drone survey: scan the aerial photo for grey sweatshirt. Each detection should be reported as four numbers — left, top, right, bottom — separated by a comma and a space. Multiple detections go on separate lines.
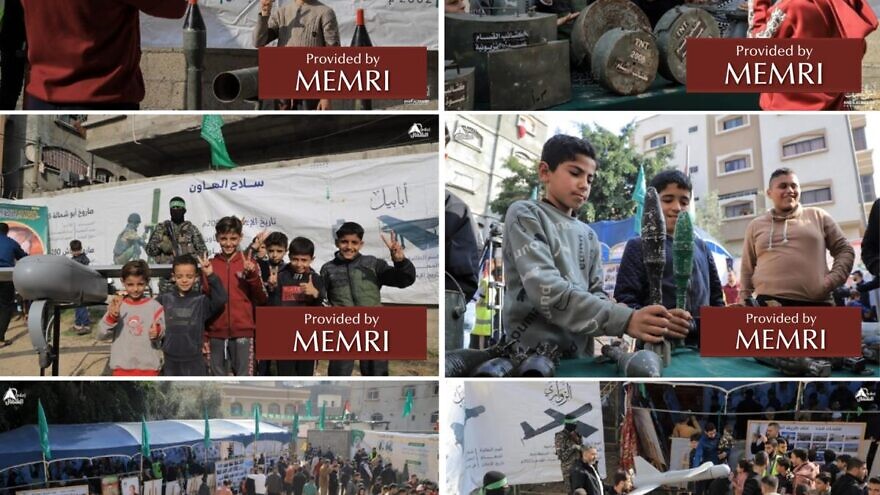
502, 200, 634, 358
99, 297, 165, 371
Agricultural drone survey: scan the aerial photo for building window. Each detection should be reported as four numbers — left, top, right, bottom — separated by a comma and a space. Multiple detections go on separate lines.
402, 385, 416, 398
801, 187, 833, 205
371, 413, 384, 422
513, 151, 534, 164
688, 126, 698, 133
454, 124, 483, 151
722, 116, 745, 130
782, 136, 826, 157
94, 168, 114, 184
723, 202, 754, 218
54, 115, 88, 137
723, 157, 749, 173
430, 411, 439, 424
647, 135, 667, 150
367, 388, 379, 401
449, 170, 475, 192
853, 127, 868, 151
861, 174, 876, 202
41, 147, 90, 179
284, 404, 296, 416
719, 189, 759, 201
268, 403, 280, 415
231, 403, 243, 416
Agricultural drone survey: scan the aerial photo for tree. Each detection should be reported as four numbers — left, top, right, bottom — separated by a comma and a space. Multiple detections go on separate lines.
488, 155, 539, 221
487, 123, 673, 222
696, 190, 722, 241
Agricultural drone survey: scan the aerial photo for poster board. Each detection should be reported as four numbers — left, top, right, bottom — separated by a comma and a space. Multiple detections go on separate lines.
19, 486, 89, 495
745, 420, 867, 462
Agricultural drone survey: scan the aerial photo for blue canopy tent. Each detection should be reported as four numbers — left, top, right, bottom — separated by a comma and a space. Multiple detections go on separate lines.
0, 419, 289, 470
588, 216, 733, 263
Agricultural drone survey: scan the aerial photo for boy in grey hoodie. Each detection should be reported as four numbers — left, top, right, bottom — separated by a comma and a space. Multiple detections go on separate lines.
502, 134, 685, 358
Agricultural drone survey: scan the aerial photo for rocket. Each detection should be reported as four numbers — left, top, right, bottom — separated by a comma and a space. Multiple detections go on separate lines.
630, 456, 731, 495
640, 186, 670, 366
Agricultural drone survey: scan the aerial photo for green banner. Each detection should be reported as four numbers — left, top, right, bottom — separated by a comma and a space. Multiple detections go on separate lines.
0, 203, 49, 255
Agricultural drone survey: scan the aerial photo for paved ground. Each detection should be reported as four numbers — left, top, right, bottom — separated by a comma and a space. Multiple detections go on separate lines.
0, 307, 439, 377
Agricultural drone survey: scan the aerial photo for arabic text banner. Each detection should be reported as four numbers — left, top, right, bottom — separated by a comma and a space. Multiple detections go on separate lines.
12, 153, 438, 305
351, 430, 438, 482
140, 0, 438, 50
444, 381, 606, 495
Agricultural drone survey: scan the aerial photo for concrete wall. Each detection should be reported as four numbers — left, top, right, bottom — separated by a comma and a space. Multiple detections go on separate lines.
307, 430, 352, 458
140, 48, 439, 110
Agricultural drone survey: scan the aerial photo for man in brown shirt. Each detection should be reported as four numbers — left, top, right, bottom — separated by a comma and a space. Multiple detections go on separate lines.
255, 0, 340, 110
740, 168, 854, 306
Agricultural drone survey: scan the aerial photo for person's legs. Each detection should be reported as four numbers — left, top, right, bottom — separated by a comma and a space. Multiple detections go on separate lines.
328, 360, 354, 376
0, 282, 16, 343
294, 360, 315, 376
0, 0, 25, 110
209, 338, 230, 376
230, 337, 254, 376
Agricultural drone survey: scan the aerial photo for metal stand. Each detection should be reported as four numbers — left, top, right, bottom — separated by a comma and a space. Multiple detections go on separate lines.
479, 222, 505, 344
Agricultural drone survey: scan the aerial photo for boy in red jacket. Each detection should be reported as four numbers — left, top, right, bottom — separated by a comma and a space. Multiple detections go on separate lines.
20, 1, 187, 109
206, 216, 268, 376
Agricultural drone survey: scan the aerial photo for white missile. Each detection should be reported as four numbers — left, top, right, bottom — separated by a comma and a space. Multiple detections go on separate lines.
630, 456, 731, 495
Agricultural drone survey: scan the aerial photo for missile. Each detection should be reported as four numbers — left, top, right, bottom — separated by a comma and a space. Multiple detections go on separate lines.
631, 456, 730, 495
641, 186, 670, 366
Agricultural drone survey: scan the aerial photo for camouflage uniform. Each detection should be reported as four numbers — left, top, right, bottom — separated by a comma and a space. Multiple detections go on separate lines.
146, 220, 207, 294
113, 214, 145, 265
555, 429, 583, 494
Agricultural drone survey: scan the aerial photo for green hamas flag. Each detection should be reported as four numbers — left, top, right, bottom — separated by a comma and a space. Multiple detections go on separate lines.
200, 115, 236, 169
632, 164, 646, 234
37, 399, 51, 460
292, 409, 299, 441
402, 389, 414, 417
141, 416, 150, 459
305, 400, 312, 418
318, 402, 326, 431
203, 409, 211, 450
254, 404, 261, 441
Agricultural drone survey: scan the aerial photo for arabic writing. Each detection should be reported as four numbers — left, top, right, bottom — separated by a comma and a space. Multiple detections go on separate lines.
445, 80, 469, 109
370, 183, 409, 210
189, 178, 265, 193
544, 382, 573, 406
473, 30, 528, 53
51, 207, 95, 219
49, 246, 96, 256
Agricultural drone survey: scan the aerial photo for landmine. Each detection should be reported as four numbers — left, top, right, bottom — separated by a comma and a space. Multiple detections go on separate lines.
445, 0, 722, 109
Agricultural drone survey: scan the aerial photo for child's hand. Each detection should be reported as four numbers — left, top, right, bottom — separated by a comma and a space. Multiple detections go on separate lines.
108, 293, 124, 319
300, 278, 319, 298
250, 230, 270, 252
149, 322, 161, 340
199, 253, 214, 277
268, 266, 279, 289
625, 304, 671, 344
317, 99, 331, 110
666, 308, 692, 339
260, 0, 274, 16
243, 255, 258, 275
381, 231, 405, 262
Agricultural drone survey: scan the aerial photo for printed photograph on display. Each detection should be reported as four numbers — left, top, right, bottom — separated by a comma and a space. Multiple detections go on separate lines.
443, 380, 880, 495
0, 381, 440, 495
0, 113, 439, 377
444, 112, 879, 379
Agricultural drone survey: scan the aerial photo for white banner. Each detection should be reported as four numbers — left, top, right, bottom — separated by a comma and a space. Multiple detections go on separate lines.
444, 381, 607, 495
19, 486, 90, 495
351, 430, 438, 482
12, 152, 438, 304
141, 0, 437, 50
120, 477, 140, 495
746, 420, 868, 462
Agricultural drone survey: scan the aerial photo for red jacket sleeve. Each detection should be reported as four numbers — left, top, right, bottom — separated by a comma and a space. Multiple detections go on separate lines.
119, 0, 187, 18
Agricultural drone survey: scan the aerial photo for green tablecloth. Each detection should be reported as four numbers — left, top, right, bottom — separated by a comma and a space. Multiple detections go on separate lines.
556, 347, 879, 377
549, 77, 761, 110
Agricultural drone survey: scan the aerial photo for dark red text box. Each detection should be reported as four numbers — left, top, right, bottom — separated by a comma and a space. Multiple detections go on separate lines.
687, 39, 863, 93
256, 306, 427, 360
700, 307, 861, 357
258, 47, 428, 99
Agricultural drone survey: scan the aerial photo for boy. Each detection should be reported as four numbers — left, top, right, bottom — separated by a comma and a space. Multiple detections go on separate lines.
614, 169, 725, 342
70, 239, 92, 335
321, 222, 416, 376
156, 254, 228, 376
98, 260, 165, 376
205, 216, 268, 376
502, 134, 680, 358
269, 236, 326, 376
256, 231, 287, 376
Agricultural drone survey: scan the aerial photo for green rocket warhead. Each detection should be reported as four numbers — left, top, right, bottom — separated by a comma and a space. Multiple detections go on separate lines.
672, 211, 694, 310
